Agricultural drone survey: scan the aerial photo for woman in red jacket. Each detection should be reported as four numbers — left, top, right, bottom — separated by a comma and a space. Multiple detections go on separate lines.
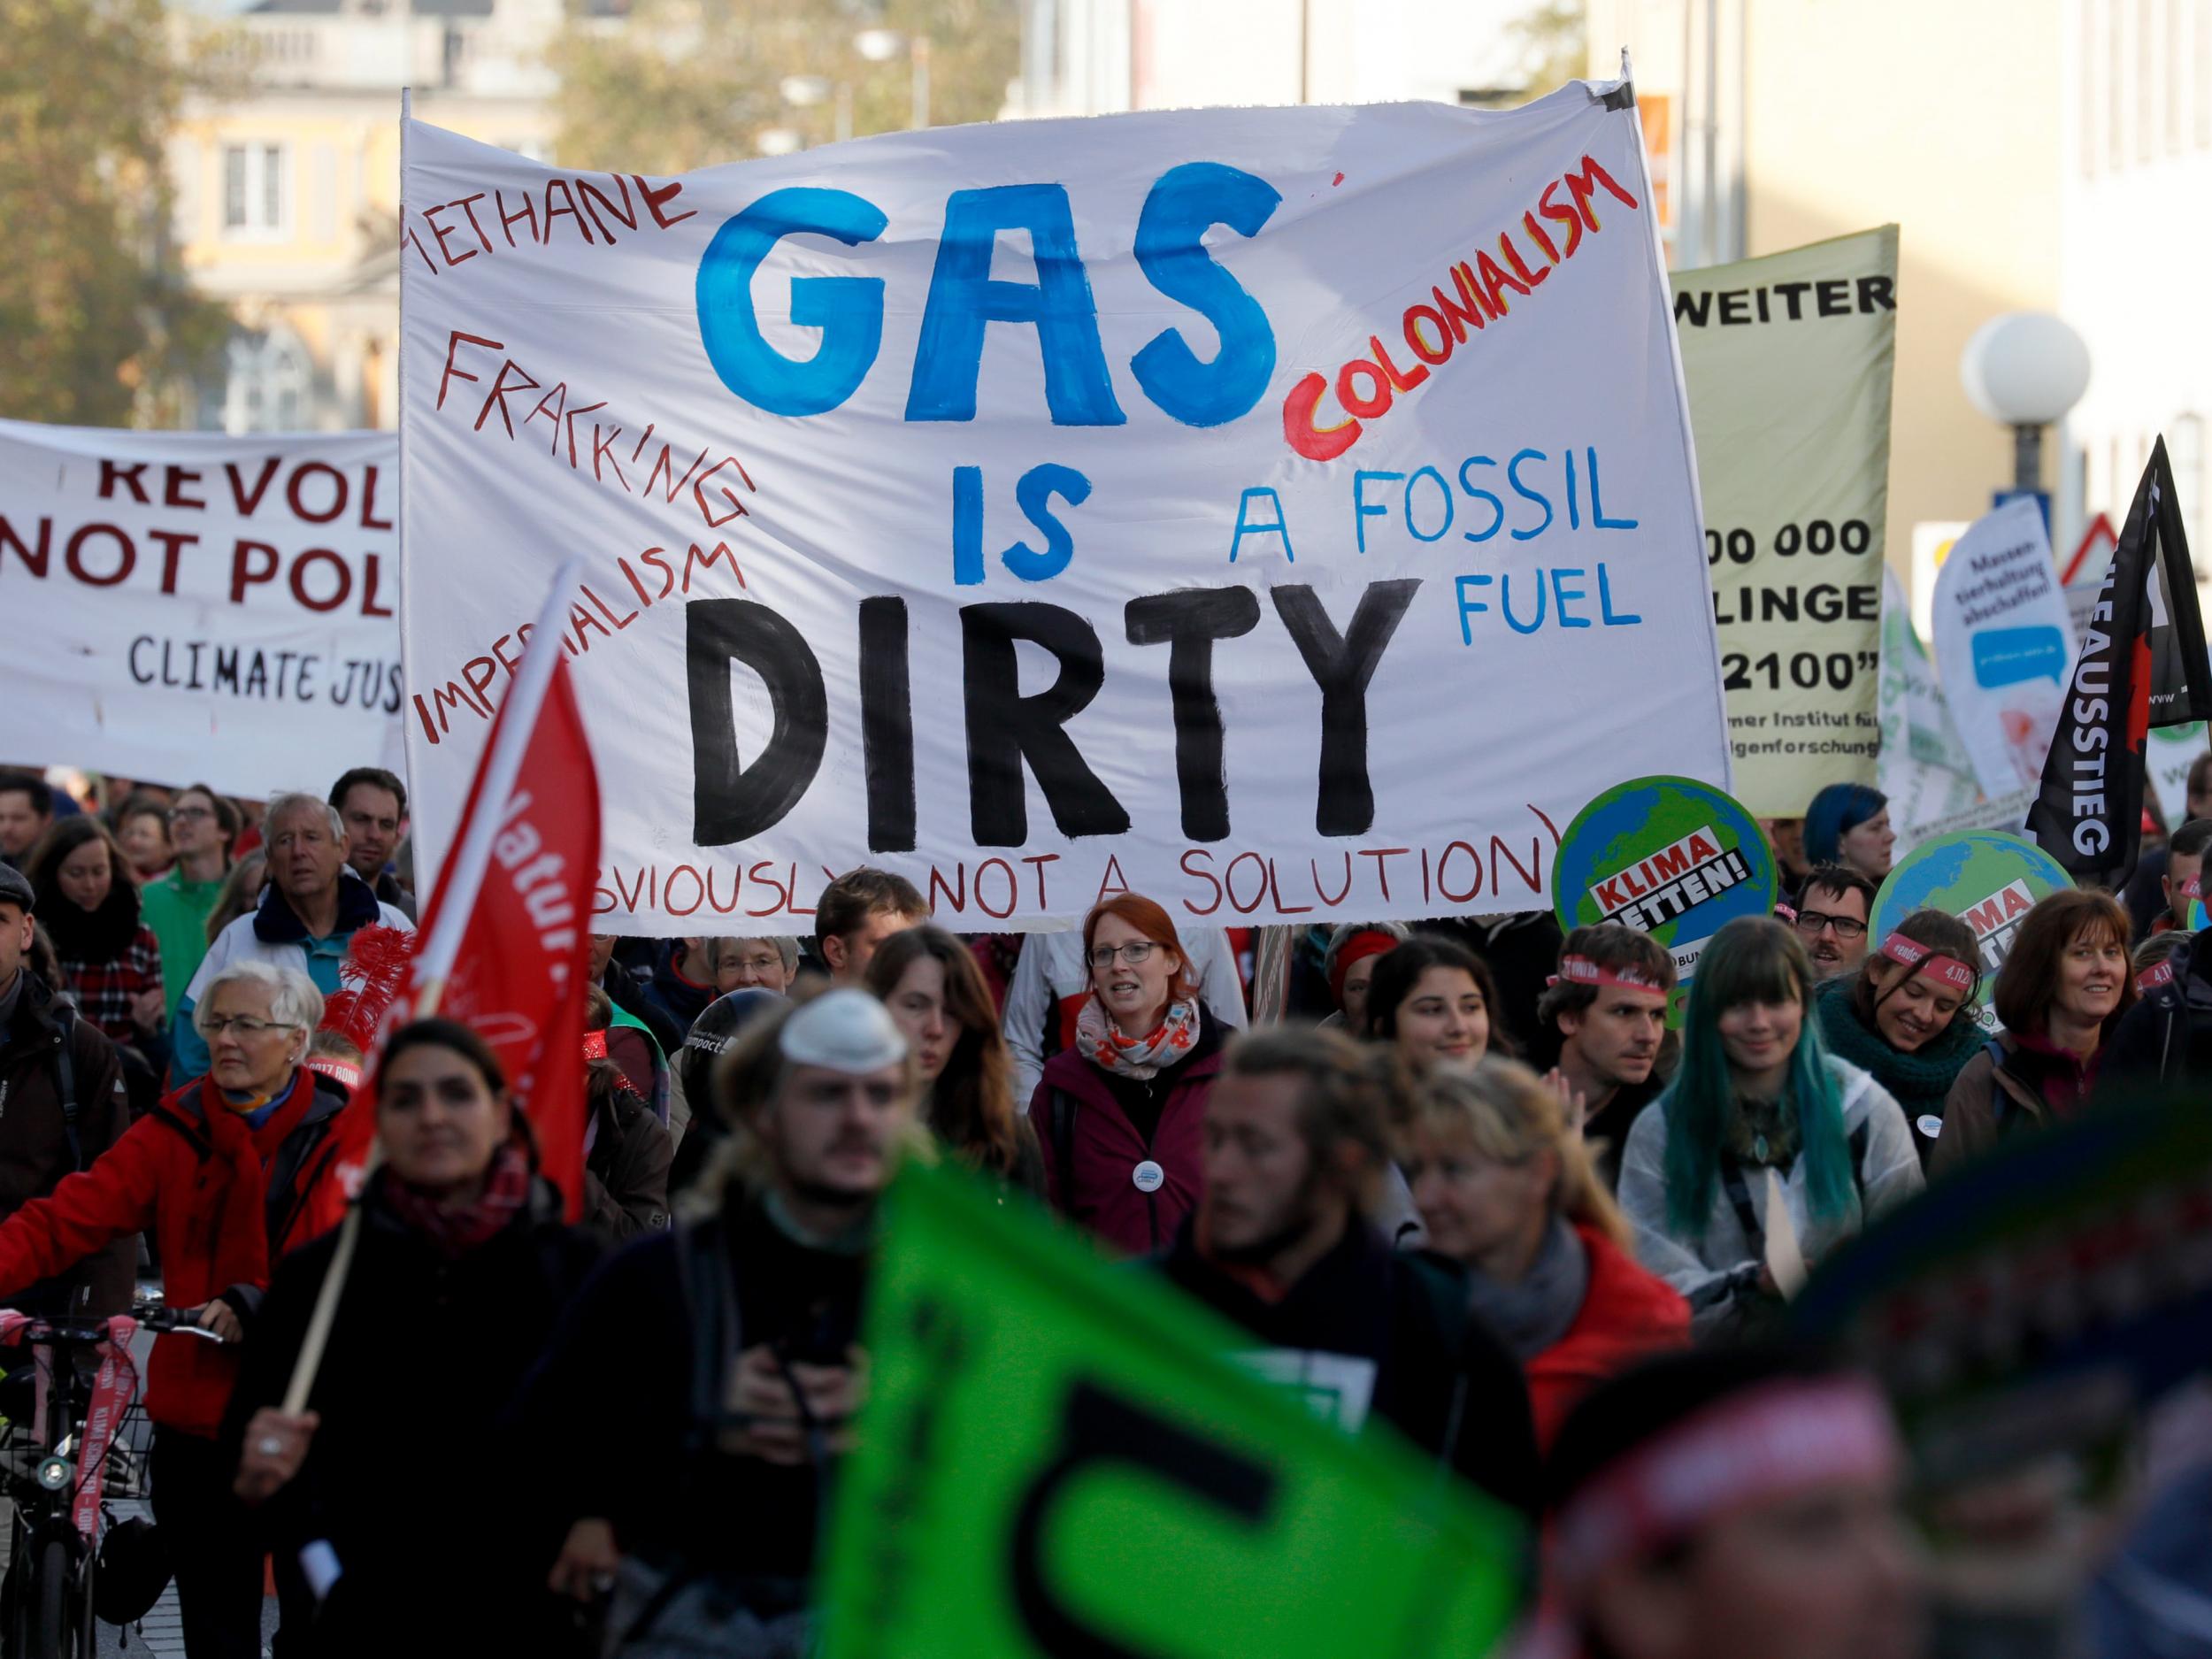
1403, 1056, 1688, 1448
0, 957, 349, 1659
1030, 895, 1226, 1255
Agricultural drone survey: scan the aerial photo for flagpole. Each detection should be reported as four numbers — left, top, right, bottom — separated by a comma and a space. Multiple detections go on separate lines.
279, 557, 582, 1414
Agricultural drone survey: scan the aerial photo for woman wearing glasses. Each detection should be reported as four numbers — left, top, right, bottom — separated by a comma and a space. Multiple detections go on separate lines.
1031, 895, 1226, 1253
0, 957, 350, 1658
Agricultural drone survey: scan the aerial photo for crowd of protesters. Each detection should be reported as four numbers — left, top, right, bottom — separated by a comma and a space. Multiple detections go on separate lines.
0, 757, 2206, 1659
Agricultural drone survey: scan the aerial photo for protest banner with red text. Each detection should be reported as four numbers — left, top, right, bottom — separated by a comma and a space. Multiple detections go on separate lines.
400, 82, 1730, 932
0, 419, 403, 797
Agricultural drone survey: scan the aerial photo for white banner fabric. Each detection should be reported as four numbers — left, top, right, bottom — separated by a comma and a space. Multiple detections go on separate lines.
399, 86, 1730, 932
0, 420, 405, 799
1672, 227, 1897, 817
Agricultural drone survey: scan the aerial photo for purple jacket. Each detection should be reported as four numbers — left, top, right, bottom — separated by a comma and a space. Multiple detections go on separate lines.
1029, 1017, 1223, 1256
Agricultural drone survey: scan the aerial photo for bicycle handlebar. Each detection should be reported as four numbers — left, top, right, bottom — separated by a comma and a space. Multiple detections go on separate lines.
3, 1302, 228, 1347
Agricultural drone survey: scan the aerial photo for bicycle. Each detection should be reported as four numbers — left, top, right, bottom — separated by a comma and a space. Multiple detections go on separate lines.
0, 1301, 223, 1659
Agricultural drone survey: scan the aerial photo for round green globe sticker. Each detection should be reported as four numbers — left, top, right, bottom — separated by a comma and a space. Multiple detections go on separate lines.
1870, 829, 2073, 1033
1550, 776, 1778, 1000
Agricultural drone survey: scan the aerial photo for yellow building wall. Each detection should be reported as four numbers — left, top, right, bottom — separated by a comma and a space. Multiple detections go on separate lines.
1740, 0, 2066, 572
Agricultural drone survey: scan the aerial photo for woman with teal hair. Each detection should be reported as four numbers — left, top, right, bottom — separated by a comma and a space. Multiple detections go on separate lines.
1617, 917, 1923, 1336
1802, 781, 1894, 882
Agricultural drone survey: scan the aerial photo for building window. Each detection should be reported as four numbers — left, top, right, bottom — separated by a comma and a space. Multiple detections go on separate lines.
204, 328, 311, 434
221, 142, 288, 235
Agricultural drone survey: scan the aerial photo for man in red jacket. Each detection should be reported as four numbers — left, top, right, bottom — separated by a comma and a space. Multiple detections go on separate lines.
0, 958, 349, 1659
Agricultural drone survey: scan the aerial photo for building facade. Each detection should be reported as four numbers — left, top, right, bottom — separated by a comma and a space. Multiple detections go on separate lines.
171, 0, 564, 434
1587, 0, 2212, 595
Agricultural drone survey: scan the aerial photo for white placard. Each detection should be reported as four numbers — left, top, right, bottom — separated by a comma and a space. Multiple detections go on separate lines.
1930, 498, 2075, 801
400, 85, 1730, 932
0, 420, 405, 797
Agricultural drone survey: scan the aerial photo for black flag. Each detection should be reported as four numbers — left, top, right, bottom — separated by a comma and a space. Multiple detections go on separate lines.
2028, 438, 2212, 889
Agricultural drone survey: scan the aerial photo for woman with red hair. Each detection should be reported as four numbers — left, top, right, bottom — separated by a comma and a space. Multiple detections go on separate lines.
1031, 895, 1227, 1254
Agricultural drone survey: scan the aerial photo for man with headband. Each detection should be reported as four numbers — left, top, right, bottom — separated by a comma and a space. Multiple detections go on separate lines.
1533, 1346, 1923, 1659
1533, 926, 1676, 1188
526, 988, 918, 1649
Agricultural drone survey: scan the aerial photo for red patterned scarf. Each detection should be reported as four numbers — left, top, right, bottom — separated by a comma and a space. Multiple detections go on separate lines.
1077, 996, 1200, 1080
381, 1141, 533, 1257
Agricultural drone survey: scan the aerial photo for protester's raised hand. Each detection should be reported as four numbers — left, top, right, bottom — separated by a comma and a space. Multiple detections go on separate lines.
234, 1407, 318, 1504
1543, 1067, 1589, 1136
725, 1343, 810, 1464
548, 1517, 620, 1602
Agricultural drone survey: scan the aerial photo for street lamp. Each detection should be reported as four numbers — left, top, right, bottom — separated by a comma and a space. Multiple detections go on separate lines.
853, 26, 932, 129
1959, 311, 2093, 495
779, 72, 853, 142
757, 127, 803, 157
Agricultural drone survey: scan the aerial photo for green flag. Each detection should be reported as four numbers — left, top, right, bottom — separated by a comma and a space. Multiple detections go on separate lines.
818, 1161, 1526, 1659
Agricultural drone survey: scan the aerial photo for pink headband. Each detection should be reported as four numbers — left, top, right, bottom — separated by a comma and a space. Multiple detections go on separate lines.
1878, 932, 1975, 993
1554, 955, 1667, 995
1550, 1378, 1903, 1590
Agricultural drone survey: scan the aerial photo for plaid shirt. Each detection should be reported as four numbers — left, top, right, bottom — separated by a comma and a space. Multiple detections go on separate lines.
63, 926, 163, 1043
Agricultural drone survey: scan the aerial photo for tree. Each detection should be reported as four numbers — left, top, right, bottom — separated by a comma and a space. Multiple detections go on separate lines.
0, 0, 231, 426
548, 0, 1023, 176
1509, 0, 1588, 101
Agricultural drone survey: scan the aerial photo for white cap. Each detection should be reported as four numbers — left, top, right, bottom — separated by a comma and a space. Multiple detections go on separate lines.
778, 988, 909, 1073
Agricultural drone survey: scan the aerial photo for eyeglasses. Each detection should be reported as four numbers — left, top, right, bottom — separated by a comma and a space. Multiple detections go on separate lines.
1087, 941, 1159, 969
202, 1015, 296, 1038
1792, 909, 1867, 941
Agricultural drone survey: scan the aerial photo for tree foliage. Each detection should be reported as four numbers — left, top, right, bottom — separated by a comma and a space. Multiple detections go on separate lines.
548, 0, 1023, 176
0, 0, 231, 426
1509, 0, 1589, 101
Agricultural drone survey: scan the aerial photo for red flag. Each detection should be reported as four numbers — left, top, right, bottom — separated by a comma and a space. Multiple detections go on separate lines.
334, 620, 600, 1219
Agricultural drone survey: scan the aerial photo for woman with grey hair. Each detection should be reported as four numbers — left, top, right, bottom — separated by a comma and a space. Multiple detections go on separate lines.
707, 934, 801, 997
0, 956, 354, 1657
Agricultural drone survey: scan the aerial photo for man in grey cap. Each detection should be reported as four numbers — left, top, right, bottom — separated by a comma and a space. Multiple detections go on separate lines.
528, 989, 918, 1653
0, 864, 134, 1316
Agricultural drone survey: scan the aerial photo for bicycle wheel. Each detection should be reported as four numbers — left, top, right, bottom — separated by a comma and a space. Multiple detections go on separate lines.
26, 1535, 71, 1659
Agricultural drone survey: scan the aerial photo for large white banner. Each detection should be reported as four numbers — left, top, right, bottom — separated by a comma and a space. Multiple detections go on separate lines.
0, 420, 405, 798
400, 85, 1731, 933
1673, 227, 1897, 817
1931, 498, 2075, 799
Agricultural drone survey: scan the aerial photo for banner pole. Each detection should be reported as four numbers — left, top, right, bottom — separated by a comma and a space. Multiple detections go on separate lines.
277, 352, 580, 1409
277, 555, 569, 1414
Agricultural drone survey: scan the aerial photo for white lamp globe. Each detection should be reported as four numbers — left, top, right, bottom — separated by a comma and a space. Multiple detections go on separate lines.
855, 27, 904, 61
780, 74, 833, 108
757, 127, 804, 157
1959, 312, 2092, 426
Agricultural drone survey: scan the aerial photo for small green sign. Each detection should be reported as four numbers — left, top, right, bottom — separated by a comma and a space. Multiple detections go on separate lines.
1550, 774, 1778, 989
817, 1162, 1525, 1659
1870, 829, 2074, 1031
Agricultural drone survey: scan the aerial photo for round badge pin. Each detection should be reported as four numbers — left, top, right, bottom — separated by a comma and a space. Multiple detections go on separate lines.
1916, 1113, 1943, 1141
1132, 1159, 1164, 1193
